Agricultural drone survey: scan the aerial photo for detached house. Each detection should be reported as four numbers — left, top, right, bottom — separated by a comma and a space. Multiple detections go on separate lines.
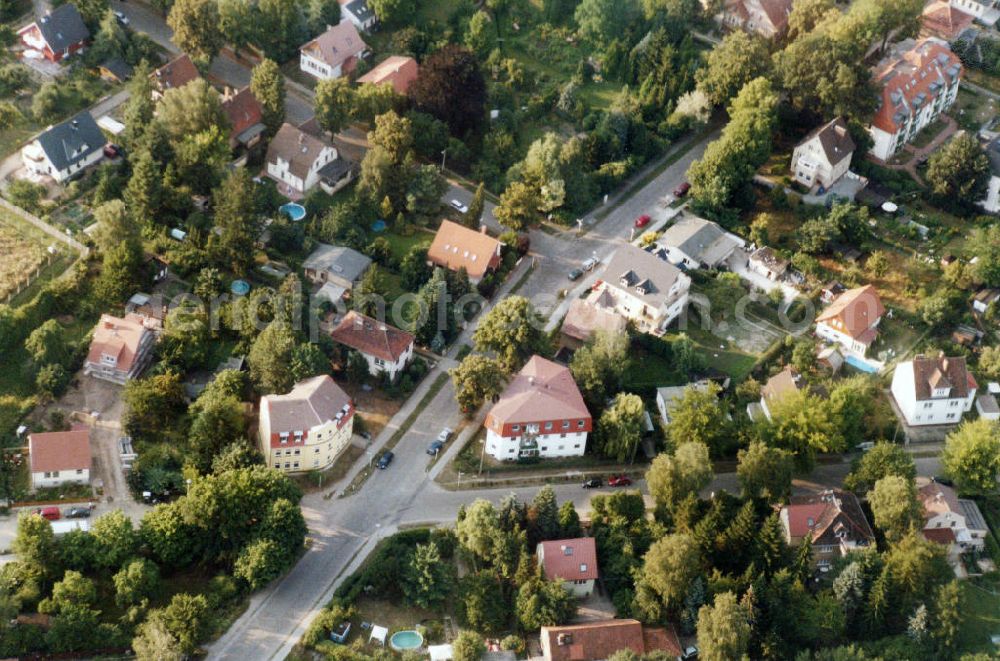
84, 314, 156, 384
791, 117, 856, 191
589, 244, 691, 333
265, 123, 351, 199
712, 0, 792, 38
815, 285, 884, 356
303, 243, 372, 302
357, 55, 419, 94
258, 375, 354, 473
149, 54, 201, 101
748, 247, 789, 281
536, 538, 598, 597
28, 428, 90, 490
485, 356, 591, 461
427, 220, 503, 283
340, 0, 378, 32
220, 86, 266, 151
918, 479, 989, 552
780, 490, 876, 568
299, 21, 367, 81
540, 620, 682, 661
950, 0, 1000, 25
330, 311, 414, 380
869, 38, 962, 161
754, 365, 803, 421
21, 111, 105, 183
891, 354, 977, 427
18, 4, 89, 63
657, 215, 744, 270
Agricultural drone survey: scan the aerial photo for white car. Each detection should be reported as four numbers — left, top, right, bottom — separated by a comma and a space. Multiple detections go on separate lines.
113, 10, 129, 25
450, 199, 469, 214
582, 257, 599, 271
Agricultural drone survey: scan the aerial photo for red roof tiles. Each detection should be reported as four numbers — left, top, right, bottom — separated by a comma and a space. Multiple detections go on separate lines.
816, 284, 884, 343
538, 537, 598, 582
28, 429, 90, 473
330, 311, 414, 363
871, 39, 962, 135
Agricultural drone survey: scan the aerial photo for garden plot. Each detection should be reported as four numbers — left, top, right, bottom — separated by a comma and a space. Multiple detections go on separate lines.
0, 214, 51, 302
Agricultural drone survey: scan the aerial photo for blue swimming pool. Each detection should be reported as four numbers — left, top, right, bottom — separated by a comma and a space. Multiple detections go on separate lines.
389, 630, 423, 651
231, 279, 250, 296
372, 219, 387, 232
844, 354, 879, 374
279, 202, 306, 221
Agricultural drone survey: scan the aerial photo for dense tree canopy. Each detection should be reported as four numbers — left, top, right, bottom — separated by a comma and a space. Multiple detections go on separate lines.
408, 45, 486, 137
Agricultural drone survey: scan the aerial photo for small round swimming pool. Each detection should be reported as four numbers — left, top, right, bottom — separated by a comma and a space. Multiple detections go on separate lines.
372, 219, 387, 232
231, 279, 251, 296
389, 630, 423, 651
279, 202, 306, 222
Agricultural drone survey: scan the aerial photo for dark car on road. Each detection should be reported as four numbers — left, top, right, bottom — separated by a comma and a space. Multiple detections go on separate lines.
377, 451, 394, 469
65, 506, 92, 518
568, 267, 583, 281
427, 440, 444, 456
608, 475, 632, 487
673, 182, 691, 198
582, 478, 602, 489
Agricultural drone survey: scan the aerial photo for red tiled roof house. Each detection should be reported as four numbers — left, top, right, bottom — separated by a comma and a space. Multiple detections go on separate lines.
485, 356, 591, 461
918, 479, 989, 552
84, 314, 156, 385
868, 38, 962, 161
220, 86, 266, 150
29, 428, 90, 490
149, 54, 201, 101
815, 284, 884, 356
540, 619, 682, 661
427, 220, 503, 284
537, 537, 598, 597
891, 354, 977, 427
330, 311, 415, 381
258, 375, 354, 473
779, 489, 875, 568
357, 55, 419, 95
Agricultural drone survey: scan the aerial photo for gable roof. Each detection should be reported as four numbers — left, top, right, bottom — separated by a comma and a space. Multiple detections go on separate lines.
659, 216, 742, 266
872, 38, 962, 135
538, 537, 598, 582
300, 21, 367, 68
761, 365, 801, 403
540, 619, 681, 661
909, 354, 976, 401
28, 428, 90, 474
262, 375, 352, 433
487, 356, 590, 428
782, 490, 875, 545
918, 480, 962, 516
798, 117, 856, 166
150, 54, 201, 94
303, 244, 372, 282
816, 284, 884, 343
357, 55, 419, 94
603, 244, 685, 308
342, 0, 375, 23
221, 87, 264, 141
330, 311, 414, 362
921, 0, 975, 40
35, 111, 105, 174
427, 220, 502, 279
560, 299, 627, 343
86, 313, 153, 373
34, 4, 89, 53
266, 123, 335, 180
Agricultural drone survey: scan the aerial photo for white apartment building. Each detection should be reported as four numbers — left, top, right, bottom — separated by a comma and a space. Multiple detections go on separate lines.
891, 355, 977, 427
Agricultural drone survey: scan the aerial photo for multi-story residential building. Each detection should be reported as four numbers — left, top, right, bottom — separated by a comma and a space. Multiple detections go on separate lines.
329, 311, 414, 381
918, 479, 989, 551
28, 428, 90, 490
868, 38, 962, 161
815, 284, 884, 356
536, 537, 598, 597
485, 356, 591, 460
891, 354, 977, 427
790, 117, 856, 190
84, 314, 157, 384
780, 490, 876, 568
258, 375, 354, 473
299, 21, 367, 81
265, 123, 351, 199
21, 112, 105, 183
589, 244, 691, 333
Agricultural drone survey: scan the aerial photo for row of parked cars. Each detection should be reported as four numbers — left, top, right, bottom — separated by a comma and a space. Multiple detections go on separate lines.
582, 475, 633, 488
374, 428, 454, 470
33, 504, 93, 520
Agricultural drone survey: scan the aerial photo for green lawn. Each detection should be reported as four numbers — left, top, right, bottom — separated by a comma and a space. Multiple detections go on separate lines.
381, 228, 433, 263
958, 575, 1000, 655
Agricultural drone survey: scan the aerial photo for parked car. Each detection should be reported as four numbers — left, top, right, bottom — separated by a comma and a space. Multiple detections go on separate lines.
376, 451, 394, 469
582, 257, 599, 271
437, 428, 453, 443
582, 478, 602, 489
65, 506, 92, 518
679, 645, 698, 660
113, 9, 129, 25
567, 267, 583, 281
450, 199, 469, 214
673, 182, 691, 198
35, 506, 61, 521
608, 475, 632, 487
634, 214, 651, 229
427, 440, 444, 456
103, 144, 122, 159
933, 475, 954, 487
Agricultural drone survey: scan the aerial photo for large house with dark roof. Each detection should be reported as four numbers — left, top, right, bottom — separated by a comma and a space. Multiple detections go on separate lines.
18, 4, 89, 62
28, 428, 90, 490
265, 123, 351, 199
299, 21, 368, 80
485, 356, 591, 460
258, 375, 354, 473
589, 244, 691, 333
330, 311, 414, 381
815, 284, 884, 356
791, 117, 856, 191
536, 538, 598, 597
21, 111, 105, 183
868, 38, 962, 161
780, 490, 875, 568
540, 620, 682, 661
891, 354, 977, 427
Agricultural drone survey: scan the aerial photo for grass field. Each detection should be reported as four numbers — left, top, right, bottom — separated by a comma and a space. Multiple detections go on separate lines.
0, 210, 56, 302
958, 575, 1000, 655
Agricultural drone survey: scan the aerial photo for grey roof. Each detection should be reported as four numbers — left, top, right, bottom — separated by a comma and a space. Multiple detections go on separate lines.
977, 393, 1000, 413
660, 216, 743, 267
798, 117, 856, 166
344, 0, 375, 21
263, 375, 352, 433
604, 244, 684, 308
35, 4, 89, 53
101, 57, 133, 81
303, 243, 372, 282
657, 381, 712, 419
35, 111, 105, 174
959, 498, 989, 531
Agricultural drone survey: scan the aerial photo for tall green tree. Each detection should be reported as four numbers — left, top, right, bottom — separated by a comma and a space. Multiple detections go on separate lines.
167, 0, 224, 63
314, 77, 355, 136
697, 591, 751, 661
634, 533, 701, 621
596, 392, 645, 462
124, 148, 162, 225
472, 296, 550, 370
737, 440, 794, 502
647, 442, 712, 513
213, 168, 260, 275
925, 132, 990, 203
515, 576, 576, 629
867, 475, 921, 542
666, 383, 732, 457
25, 319, 68, 367
403, 542, 454, 608
248, 322, 297, 394
529, 485, 561, 543
941, 419, 1000, 495
408, 44, 486, 137
450, 354, 507, 413
91, 509, 139, 570
250, 58, 286, 138
569, 330, 629, 411
574, 0, 639, 47
695, 30, 770, 106
156, 78, 229, 145
255, 0, 306, 61
494, 181, 538, 231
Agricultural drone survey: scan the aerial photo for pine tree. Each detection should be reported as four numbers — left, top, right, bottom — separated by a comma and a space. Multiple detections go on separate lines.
680, 575, 706, 634
557, 501, 581, 538
932, 581, 962, 656
754, 513, 787, 577
863, 568, 891, 638
792, 535, 813, 584
530, 486, 560, 544
123, 61, 155, 149
213, 168, 260, 276
464, 182, 485, 228
718, 500, 757, 574
124, 148, 162, 225
403, 542, 453, 609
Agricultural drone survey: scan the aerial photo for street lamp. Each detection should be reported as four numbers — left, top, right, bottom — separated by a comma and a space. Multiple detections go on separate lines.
440, 149, 447, 171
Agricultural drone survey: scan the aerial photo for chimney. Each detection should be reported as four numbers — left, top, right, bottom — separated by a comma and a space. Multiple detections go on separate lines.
529, 376, 535, 386
480, 224, 488, 234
